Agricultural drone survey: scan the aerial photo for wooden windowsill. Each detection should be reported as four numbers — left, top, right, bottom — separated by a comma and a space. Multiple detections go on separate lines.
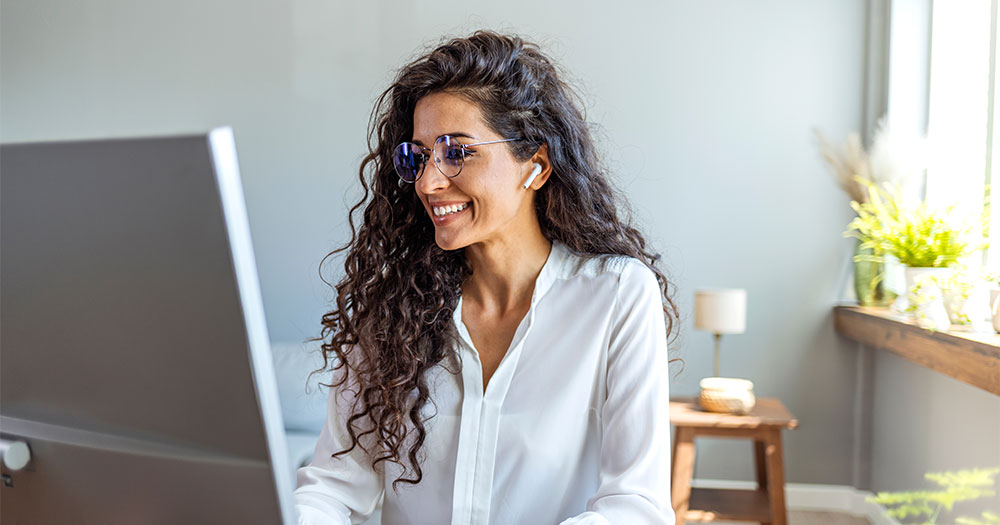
833, 306, 1000, 397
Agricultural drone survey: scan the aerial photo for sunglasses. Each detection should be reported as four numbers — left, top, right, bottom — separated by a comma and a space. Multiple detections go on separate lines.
393, 134, 523, 183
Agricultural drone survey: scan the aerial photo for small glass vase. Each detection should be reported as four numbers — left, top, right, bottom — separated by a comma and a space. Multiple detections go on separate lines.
903, 266, 952, 330
853, 241, 895, 307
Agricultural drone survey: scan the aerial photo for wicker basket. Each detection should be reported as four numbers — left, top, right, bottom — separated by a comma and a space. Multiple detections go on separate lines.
698, 377, 756, 415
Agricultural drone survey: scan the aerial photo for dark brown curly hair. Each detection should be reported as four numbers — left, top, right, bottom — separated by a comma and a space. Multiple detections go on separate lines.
309, 30, 680, 492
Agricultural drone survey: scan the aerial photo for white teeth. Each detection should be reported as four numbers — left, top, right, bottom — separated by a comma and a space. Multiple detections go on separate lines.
433, 202, 469, 217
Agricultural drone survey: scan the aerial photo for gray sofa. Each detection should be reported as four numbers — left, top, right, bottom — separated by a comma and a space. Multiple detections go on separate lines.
270, 341, 383, 524
270, 340, 328, 479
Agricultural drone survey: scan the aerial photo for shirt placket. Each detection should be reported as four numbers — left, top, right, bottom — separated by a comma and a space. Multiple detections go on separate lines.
450, 295, 539, 525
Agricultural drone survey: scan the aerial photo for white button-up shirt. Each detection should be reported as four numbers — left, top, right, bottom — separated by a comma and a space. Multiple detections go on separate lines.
295, 240, 674, 524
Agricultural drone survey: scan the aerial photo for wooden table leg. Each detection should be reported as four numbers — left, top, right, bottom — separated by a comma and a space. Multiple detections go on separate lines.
763, 428, 788, 525
754, 439, 772, 525
671, 427, 696, 525
754, 439, 768, 489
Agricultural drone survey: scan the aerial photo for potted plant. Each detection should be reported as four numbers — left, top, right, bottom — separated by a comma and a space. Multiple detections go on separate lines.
845, 179, 988, 330
816, 119, 924, 306
839, 177, 896, 307
938, 268, 998, 332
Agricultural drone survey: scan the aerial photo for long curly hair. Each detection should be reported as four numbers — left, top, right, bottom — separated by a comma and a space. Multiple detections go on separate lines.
310, 30, 680, 492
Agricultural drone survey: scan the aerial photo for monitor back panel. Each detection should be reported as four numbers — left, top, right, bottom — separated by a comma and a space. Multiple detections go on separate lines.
1, 133, 287, 524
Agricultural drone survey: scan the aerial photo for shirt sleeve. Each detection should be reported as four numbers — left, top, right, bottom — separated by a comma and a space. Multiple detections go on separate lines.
294, 358, 386, 525
559, 260, 675, 525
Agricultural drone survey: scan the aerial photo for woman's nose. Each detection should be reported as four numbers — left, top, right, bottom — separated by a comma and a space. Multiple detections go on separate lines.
415, 160, 450, 195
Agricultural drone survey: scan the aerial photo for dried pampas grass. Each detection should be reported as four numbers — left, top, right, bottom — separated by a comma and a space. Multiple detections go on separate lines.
815, 129, 870, 203
815, 117, 926, 205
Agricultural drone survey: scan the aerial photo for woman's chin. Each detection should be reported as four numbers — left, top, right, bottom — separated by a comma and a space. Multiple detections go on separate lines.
435, 233, 469, 252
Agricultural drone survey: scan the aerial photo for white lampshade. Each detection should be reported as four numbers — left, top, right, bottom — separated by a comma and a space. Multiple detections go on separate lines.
694, 288, 747, 334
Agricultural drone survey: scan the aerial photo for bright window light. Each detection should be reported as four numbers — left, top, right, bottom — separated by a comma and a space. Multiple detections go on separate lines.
924, 0, 993, 269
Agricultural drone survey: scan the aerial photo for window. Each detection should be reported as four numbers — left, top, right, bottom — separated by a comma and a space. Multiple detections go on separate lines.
923, 0, 996, 271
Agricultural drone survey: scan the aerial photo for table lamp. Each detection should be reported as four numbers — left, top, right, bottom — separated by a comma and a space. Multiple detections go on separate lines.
694, 288, 754, 414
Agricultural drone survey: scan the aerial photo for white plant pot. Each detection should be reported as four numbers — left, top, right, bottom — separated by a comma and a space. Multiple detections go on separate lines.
942, 288, 964, 323
943, 279, 990, 331
990, 289, 1000, 334
901, 267, 951, 330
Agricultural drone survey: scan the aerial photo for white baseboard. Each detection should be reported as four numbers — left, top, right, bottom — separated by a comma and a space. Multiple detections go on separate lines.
690, 479, 898, 525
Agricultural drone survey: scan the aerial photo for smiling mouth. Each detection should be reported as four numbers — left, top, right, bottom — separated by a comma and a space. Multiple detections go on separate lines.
432, 202, 470, 217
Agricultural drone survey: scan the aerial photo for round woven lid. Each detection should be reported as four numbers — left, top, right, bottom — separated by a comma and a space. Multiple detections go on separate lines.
699, 377, 754, 391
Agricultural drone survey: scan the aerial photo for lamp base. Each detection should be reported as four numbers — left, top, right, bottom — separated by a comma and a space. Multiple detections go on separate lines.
698, 377, 756, 415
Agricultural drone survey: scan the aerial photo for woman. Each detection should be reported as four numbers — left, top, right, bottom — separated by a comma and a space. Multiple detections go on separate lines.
295, 31, 680, 525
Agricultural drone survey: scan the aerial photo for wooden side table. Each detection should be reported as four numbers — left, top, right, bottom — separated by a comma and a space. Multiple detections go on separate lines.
669, 397, 799, 525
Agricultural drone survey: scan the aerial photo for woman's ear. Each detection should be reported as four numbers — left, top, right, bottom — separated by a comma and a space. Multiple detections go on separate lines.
524, 144, 552, 190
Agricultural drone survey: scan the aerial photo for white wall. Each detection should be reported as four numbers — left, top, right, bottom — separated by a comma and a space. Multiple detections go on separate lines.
1, 0, 870, 487
870, 350, 1000, 519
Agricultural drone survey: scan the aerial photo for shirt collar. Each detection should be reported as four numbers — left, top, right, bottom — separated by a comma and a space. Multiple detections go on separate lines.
452, 239, 569, 327
531, 239, 567, 307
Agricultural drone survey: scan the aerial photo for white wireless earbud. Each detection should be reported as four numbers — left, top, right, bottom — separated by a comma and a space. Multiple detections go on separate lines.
522, 163, 543, 189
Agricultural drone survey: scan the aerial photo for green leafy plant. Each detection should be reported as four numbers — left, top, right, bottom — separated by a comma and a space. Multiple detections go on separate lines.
841, 177, 894, 293
868, 467, 1000, 524
905, 273, 948, 331
957, 510, 1000, 525
845, 179, 988, 268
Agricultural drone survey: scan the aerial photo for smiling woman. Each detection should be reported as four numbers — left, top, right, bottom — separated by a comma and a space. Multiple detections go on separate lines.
409, 91, 547, 252
295, 30, 681, 525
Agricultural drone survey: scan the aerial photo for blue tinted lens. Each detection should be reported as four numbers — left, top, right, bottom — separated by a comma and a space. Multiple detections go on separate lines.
393, 143, 424, 182
434, 136, 464, 176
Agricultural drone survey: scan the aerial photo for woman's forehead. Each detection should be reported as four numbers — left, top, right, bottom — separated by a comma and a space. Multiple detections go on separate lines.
412, 93, 491, 144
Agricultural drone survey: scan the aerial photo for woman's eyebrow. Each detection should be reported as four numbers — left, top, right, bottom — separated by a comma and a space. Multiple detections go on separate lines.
411, 132, 478, 146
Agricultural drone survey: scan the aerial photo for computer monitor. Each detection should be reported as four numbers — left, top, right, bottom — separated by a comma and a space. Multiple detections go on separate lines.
1, 128, 296, 524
